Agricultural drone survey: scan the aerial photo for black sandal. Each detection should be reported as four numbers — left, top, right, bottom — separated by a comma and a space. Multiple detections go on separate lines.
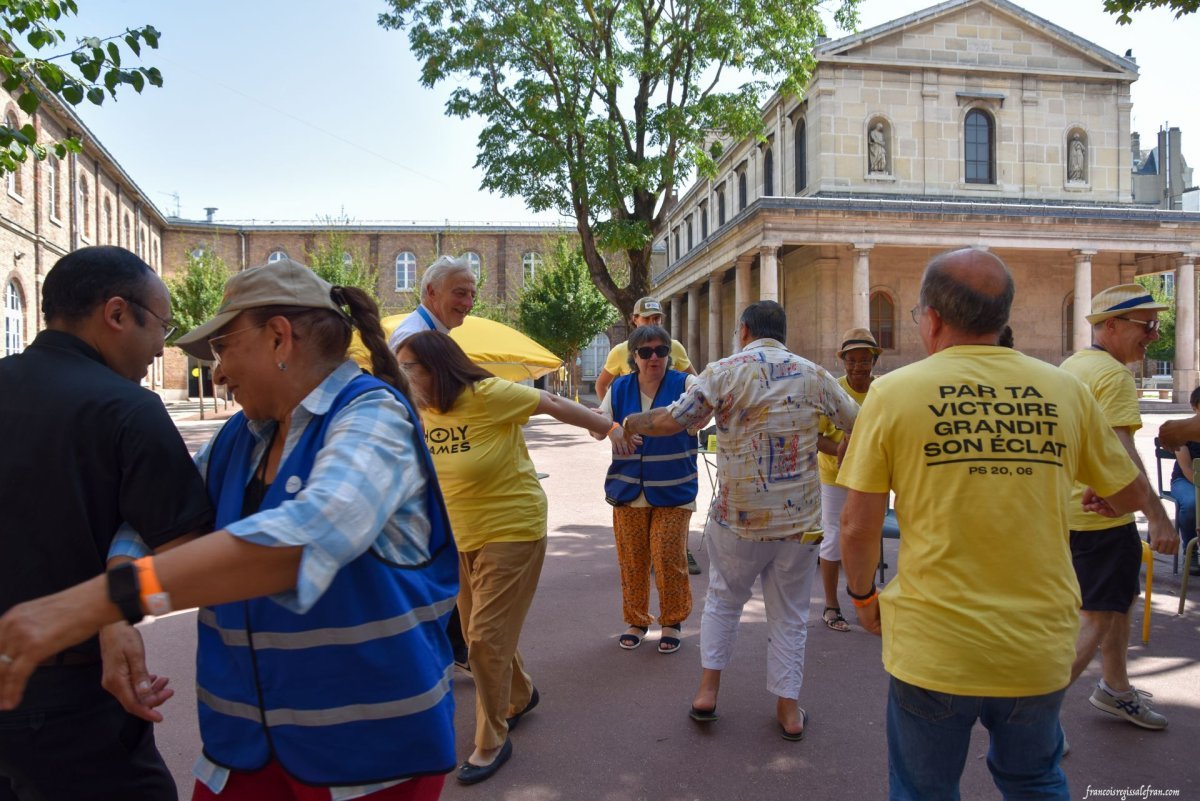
618, 625, 648, 649
822, 607, 850, 632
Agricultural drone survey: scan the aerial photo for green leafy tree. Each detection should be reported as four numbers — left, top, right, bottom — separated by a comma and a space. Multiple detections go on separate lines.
306, 232, 381, 306
379, 0, 858, 321
167, 247, 229, 345
1104, 0, 1198, 24
1137, 275, 1176, 364
517, 238, 618, 390
1, 1, 163, 174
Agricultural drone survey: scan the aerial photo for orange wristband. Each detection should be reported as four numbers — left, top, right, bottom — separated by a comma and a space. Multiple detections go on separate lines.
850, 588, 879, 608
610, 421, 620, 433
133, 556, 172, 616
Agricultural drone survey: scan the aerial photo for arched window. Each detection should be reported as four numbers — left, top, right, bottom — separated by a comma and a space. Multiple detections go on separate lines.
672, 228, 680, 261
699, 201, 709, 239
686, 215, 693, 252
964, 109, 995, 184
737, 171, 747, 210
463, 251, 481, 279
716, 188, 726, 226
190, 245, 207, 261
763, 147, 774, 196
122, 214, 131, 248
103, 197, 113, 244
137, 228, 146, 258
46, 157, 59, 219
869, 291, 895, 350
267, 250, 288, 263
522, 251, 541, 284
151, 240, 158, 268
395, 251, 416, 291
79, 175, 90, 239
342, 251, 353, 267
4, 280, 24, 356
5, 113, 22, 197
794, 119, 807, 192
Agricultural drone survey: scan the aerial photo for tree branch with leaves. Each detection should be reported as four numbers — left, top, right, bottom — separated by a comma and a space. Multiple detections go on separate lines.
0, 0, 163, 174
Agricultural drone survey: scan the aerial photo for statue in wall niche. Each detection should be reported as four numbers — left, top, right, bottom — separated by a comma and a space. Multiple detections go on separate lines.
869, 122, 887, 173
1068, 134, 1086, 182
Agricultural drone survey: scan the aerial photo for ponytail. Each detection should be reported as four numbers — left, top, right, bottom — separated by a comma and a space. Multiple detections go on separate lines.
333, 286, 411, 398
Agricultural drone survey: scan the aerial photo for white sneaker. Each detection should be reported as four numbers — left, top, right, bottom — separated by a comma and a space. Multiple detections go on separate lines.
1088, 685, 1168, 730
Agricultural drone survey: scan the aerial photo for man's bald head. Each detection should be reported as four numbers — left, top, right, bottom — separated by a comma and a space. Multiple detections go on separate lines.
919, 248, 1014, 336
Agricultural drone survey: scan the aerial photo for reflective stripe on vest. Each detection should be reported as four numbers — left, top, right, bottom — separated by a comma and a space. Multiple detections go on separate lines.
605, 370, 698, 507
198, 374, 458, 785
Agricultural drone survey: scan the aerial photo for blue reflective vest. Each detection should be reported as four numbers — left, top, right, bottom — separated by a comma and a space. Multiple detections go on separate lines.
197, 374, 458, 785
605, 370, 698, 507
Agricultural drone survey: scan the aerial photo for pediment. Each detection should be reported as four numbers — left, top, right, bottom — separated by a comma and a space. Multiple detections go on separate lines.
817, 0, 1136, 78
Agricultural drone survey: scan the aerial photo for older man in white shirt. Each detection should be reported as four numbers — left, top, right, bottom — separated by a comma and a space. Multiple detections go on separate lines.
621, 300, 858, 740
387, 254, 478, 352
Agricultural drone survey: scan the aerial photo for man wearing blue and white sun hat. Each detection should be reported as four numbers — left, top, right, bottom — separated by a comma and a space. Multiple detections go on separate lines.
1060, 283, 1178, 732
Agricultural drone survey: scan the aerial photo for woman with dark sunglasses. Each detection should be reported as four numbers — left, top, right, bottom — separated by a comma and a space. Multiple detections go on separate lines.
596, 325, 697, 654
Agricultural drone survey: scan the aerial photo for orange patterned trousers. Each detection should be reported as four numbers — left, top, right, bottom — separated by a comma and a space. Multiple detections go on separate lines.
611, 506, 693, 628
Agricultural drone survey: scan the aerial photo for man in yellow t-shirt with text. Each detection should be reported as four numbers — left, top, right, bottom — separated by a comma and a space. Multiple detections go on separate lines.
838, 249, 1161, 801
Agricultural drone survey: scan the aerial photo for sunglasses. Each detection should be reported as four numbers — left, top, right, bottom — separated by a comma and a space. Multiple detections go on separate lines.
636, 344, 671, 359
1113, 316, 1160, 334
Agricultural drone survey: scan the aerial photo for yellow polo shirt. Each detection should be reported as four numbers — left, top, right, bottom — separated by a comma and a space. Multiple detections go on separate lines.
818, 375, 869, 486
603, 339, 692, 376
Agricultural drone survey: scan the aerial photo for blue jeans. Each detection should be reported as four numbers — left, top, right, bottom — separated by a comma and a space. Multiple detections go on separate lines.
1170, 474, 1197, 549
887, 676, 1068, 801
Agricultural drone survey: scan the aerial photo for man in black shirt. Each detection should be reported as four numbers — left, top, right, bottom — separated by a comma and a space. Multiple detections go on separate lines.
0, 246, 213, 800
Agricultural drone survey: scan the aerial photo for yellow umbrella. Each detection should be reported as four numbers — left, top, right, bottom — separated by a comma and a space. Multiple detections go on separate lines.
349, 313, 562, 382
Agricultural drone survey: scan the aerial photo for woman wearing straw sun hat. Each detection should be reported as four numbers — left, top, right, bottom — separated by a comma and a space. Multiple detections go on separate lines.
815, 328, 879, 632
0, 257, 460, 800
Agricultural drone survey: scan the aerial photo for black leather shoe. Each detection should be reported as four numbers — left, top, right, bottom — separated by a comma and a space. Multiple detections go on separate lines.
456, 739, 512, 785
506, 686, 539, 732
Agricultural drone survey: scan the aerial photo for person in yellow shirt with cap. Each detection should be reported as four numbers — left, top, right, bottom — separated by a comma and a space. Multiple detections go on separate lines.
815, 328, 877, 632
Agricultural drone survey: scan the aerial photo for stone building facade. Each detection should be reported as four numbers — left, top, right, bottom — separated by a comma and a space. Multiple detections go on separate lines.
157, 222, 572, 393
654, 0, 1200, 401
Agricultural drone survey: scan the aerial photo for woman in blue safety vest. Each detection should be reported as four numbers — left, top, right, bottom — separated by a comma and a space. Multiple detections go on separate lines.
598, 324, 698, 654
0, 258, 459, 801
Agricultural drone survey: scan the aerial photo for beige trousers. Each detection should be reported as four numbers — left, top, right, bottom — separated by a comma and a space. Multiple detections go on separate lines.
457, 536, 546, 750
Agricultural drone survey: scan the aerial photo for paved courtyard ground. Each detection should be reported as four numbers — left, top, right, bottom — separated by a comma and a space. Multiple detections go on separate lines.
145, 403, 1200, 800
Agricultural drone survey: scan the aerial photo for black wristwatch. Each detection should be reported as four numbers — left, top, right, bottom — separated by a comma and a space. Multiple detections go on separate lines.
846, 583, 877, 601
106, 562, 144, 625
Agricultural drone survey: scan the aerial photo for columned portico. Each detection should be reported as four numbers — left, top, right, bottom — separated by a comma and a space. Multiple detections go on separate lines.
708, 272, 723, 363
1073, 250, 1096, 352
735, 254, 753, 320
1174, 254, 1198, 401
687, 284, 701, 364
852, 245, 872, 330
759, 245, 779, 302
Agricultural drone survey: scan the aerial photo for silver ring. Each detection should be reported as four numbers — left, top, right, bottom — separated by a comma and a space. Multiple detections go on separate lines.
0, 654, 13, 665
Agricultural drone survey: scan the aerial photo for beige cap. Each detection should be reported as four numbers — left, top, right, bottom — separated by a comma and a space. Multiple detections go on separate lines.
1085, 284, 1169, 325
837, 327, 882, 358
175, 258, 343, 361
632, 296, 664, 317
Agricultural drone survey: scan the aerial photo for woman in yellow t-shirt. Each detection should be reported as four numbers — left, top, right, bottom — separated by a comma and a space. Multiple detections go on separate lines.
397, 331, 618, 786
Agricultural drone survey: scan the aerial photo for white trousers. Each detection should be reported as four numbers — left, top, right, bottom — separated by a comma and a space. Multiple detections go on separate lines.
819, 483, 848, 561
699, 519, 819, 700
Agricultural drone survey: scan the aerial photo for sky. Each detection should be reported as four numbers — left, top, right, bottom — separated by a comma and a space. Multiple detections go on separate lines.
53, 0, 1199, 224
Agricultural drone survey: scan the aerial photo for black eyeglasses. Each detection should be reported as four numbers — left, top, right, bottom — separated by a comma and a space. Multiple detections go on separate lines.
910, 305, 925, 325
635, 344, 671, 359
1114, 316, 1160, 334
124, 297, 176, 339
